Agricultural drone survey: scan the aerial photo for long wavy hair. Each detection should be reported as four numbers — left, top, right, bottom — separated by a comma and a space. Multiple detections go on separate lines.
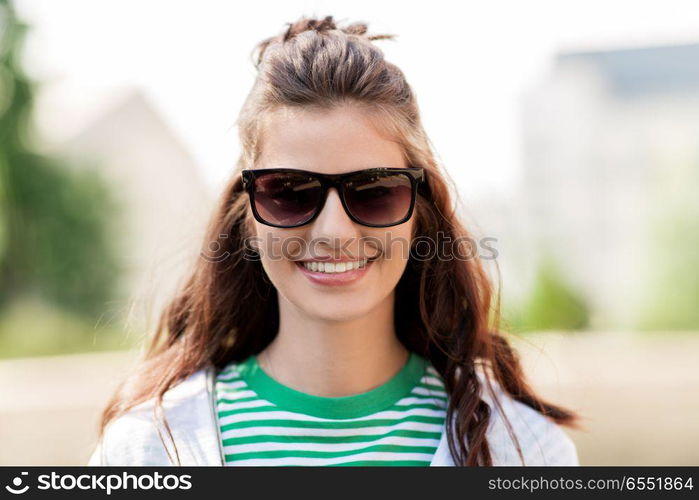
96, 15, 578, 466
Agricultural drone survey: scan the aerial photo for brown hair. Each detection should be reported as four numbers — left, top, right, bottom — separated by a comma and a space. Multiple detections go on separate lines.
97, 15, 578, 466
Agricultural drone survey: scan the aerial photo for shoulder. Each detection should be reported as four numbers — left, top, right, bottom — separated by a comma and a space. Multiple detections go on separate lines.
87, 367, 213, 466
476, 370, 579, 466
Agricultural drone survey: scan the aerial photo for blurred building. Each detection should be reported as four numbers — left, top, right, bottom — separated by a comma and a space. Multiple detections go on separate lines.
37, 88, 216, 333
478, 42, 699, 329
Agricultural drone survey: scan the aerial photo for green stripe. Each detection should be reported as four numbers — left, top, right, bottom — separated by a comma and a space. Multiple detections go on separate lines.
225, 444, 436, 462
217, 393, 446, 408
220, 414, 443, 433
222, 428, 442, 446
412, 393, 447, 402
219, 365, 242, 376
218, 405, 277, 417
246, 460, 431, 467
217, 373, 447, 391
392, 403, 445, 411
216, 395, 259, 405
216, 387, 255, 397
329, 460, 429, 466
218, 401, 445, 418
417, 381, 446, 392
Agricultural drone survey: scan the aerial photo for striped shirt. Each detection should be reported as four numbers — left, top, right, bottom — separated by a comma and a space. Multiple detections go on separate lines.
215, 351, 448, 466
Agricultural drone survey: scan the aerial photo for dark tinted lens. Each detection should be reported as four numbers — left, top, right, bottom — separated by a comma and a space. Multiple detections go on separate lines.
253, 172, 323, 226
343, 172, 413, 225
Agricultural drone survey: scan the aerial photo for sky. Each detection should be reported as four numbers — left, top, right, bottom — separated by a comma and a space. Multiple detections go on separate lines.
14, 0, 699, 200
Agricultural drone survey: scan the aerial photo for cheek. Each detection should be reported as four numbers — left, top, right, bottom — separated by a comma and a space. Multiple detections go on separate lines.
254, 225, 306, 280
366, 223, 414, 282
369, 257, 409, 302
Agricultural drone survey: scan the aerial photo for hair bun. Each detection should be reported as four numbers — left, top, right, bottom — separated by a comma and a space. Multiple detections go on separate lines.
252, 15, 395, 68
283, 15, 393, 41
283, 15, 337, 41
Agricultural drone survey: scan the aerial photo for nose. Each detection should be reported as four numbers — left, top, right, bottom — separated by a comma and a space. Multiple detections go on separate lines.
309, 188, 361, 258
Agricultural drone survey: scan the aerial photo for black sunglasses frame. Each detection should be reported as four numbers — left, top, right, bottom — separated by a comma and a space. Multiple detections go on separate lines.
241, 167, 426, 228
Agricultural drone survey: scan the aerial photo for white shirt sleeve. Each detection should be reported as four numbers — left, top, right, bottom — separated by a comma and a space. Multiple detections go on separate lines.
85, 405, 175, 466
478, 371, 580, 466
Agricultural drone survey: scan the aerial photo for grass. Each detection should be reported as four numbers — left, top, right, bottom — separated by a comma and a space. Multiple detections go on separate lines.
0, 297, 139, 360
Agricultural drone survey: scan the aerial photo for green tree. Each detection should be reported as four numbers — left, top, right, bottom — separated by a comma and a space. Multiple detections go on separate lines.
638, 199, 699, 330
508, 256, 590, 332
0, 0, 120, 317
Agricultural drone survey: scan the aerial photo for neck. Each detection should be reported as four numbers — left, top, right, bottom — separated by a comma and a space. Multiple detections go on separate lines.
258, 292, 409, 397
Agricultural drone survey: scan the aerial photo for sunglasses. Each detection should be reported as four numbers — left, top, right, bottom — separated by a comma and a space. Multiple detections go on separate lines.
241, 167, 425, 228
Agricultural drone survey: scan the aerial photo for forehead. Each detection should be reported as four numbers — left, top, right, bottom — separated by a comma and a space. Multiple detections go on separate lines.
256, 103, 407, 174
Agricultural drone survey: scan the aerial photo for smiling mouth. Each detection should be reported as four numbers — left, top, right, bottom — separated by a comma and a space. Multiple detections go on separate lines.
296, 255, 378, 274
299, 259, 368, 274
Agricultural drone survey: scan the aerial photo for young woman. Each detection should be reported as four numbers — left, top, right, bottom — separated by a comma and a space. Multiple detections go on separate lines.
88, 15, 579, 467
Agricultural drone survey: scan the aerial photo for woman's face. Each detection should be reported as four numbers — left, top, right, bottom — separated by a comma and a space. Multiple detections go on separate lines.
250, 104, 415, 322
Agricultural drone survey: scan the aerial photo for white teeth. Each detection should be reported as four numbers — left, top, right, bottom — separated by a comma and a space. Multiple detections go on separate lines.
302, 259, 368, 273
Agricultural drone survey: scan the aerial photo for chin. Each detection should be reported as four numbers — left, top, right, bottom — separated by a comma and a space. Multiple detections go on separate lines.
308, 311, 369, 323
298, 296, 376, 323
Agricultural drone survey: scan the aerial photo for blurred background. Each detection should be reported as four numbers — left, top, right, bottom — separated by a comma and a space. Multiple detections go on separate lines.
0, 0, 697, 465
